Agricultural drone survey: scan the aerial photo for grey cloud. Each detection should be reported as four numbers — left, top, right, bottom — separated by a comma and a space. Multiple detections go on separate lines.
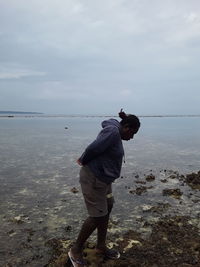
0, 0, 200, 114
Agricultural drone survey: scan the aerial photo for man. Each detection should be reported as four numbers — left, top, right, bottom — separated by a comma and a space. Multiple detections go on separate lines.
68, 109, 140, 266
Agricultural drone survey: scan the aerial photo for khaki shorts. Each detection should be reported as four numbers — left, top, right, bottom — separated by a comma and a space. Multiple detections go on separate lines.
79, 166, 114, 217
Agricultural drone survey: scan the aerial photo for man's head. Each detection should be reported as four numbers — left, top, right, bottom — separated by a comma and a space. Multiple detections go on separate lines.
119, 110, 140, 141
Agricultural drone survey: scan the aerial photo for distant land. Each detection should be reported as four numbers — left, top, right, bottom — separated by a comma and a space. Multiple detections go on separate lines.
0, 111, 43, 114
0, 111, 200, 118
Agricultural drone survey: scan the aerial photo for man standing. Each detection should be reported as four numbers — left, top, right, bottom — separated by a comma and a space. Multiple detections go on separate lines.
68, 109, 140, 266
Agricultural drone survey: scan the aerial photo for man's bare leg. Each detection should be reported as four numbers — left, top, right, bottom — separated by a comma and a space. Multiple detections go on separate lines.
70, 215, 108, 260
96, 214, 110, 251
96, 201, 113, 251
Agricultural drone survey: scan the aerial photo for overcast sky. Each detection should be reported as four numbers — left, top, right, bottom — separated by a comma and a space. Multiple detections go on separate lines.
0, 0, 200, 115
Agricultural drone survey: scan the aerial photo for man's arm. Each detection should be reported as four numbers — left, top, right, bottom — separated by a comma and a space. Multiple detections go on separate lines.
78, 127, 118, 165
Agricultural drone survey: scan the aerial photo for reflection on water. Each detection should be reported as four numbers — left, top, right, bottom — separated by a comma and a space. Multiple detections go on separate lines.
0, 116, 200, 266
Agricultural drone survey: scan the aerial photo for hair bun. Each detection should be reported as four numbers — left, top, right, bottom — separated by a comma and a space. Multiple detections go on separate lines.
118, 108, 127, 119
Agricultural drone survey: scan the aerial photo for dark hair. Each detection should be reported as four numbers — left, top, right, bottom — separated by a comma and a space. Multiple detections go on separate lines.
119, 109, 140, 129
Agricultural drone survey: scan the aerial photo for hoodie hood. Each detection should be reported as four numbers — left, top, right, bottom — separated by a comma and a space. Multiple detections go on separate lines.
101, 119, 121, 129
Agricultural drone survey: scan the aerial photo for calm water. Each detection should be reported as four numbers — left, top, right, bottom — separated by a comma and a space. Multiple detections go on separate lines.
0, 116, 200, 266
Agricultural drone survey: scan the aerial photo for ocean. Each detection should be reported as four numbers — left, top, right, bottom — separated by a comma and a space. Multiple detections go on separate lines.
0, 115, 200, 266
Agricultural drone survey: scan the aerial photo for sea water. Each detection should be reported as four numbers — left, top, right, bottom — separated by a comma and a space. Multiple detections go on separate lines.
0, 116, 200, 265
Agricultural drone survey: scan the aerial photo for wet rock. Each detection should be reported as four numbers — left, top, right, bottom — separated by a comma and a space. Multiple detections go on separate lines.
152, 203, 171, 213
146, 174, 155, 182
12, 216, 24, 224
45, 238, 71, 266
86, 242, 96, 249
192, 199, 199, 203
185, 171, 200, 190
123, 239, 142, 252
142, 205, 154, 212
169, 174, 178, 179
163, 188, 183, 199
70, 187, 79, 193
142, 203, 171, 213
161, 179, 167, 183
129, 186, 147, 195
114, 216, 200, 266
64, 225, 72, 232
109, 218, 120, 227
130, 186, 153, 195
7, 229, 17, 237
179, 174, 185, 181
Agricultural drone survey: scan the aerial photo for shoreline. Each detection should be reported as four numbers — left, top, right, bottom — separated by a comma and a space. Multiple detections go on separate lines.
2, 170, 200, 266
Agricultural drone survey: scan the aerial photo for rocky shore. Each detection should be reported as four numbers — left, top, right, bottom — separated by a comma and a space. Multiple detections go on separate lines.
3, 171, 200, 266
47, 215, 200, 267
48, 171, 200, 267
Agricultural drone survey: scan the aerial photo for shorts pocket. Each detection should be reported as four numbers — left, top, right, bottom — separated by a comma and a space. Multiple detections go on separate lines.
94, 177, 107, 189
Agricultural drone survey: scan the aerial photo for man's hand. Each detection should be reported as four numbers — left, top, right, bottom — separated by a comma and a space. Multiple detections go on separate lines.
76, 159, 83, 166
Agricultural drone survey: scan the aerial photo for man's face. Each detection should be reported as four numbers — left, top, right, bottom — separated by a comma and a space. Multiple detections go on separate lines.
121, 126, 139, 141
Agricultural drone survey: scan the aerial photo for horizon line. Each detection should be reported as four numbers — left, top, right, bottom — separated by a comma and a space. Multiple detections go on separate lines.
1, 110, 200, 118
1, 113, 200, 118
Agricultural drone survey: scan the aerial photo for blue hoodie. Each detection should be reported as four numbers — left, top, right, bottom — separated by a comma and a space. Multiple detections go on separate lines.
79, 119, 124, 184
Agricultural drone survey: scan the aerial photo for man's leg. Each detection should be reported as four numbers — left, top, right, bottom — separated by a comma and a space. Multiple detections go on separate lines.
95, 201, 120, 260
96, 200, 113, 250
70, 215, 108, 260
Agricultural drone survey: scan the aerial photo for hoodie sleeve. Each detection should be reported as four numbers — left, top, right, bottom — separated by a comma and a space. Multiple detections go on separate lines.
79, 126, 119, 165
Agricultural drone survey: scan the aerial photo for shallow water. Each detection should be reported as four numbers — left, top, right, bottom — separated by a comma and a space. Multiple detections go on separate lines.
0, 116, 200, 266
